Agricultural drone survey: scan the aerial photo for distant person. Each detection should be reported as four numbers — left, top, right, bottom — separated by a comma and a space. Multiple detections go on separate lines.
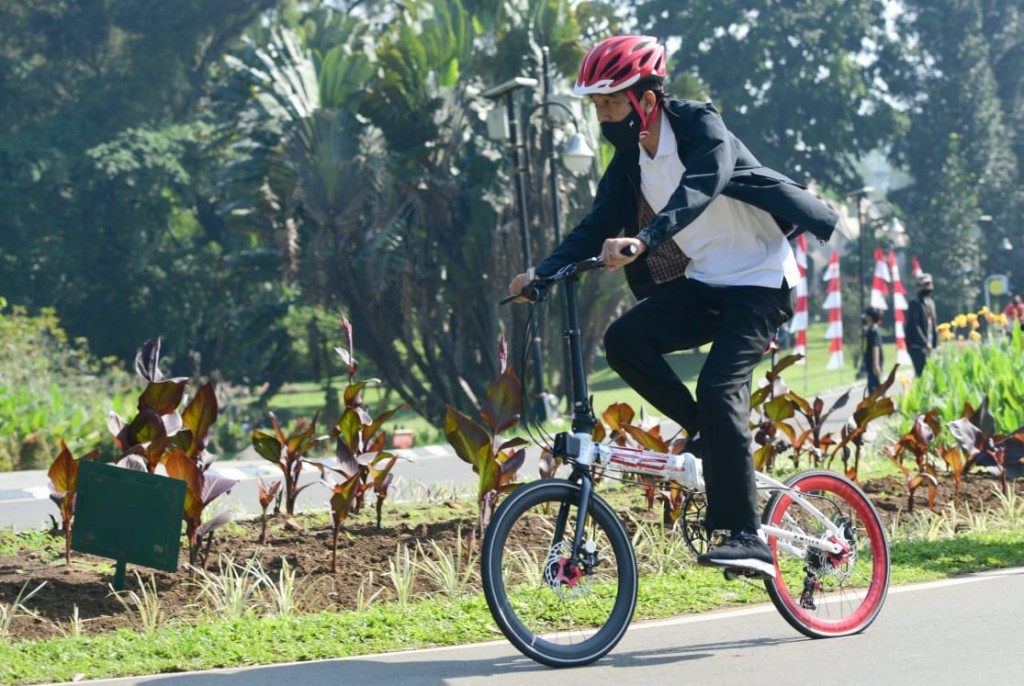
906, 273, 937, 377
1004, 294, 1024, 332
861, 307, 884, 393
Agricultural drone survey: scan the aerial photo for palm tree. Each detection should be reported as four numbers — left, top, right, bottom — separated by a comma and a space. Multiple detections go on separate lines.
211, 0, 628, 425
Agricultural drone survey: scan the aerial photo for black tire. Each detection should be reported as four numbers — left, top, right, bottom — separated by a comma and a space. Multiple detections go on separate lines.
481, 480, 638, 667
762, 470, 890, 638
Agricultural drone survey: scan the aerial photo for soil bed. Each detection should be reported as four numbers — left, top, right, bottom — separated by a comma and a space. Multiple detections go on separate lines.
0, 472, 1017, 643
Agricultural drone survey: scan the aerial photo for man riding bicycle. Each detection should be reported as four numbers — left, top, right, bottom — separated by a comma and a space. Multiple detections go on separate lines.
509, 35, 838, 578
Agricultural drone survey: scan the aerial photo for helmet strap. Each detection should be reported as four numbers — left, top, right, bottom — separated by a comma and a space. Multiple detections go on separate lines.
626, 90, 660, 140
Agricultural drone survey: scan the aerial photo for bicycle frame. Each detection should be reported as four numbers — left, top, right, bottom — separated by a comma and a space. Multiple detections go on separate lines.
536, 257, 846, 561
487, 257, 889, 666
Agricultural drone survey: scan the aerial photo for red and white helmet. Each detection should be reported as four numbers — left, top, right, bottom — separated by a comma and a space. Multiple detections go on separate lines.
574, 35, 667, 96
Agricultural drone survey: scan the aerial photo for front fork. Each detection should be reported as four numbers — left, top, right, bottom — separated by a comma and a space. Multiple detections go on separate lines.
550, 433, 600, 580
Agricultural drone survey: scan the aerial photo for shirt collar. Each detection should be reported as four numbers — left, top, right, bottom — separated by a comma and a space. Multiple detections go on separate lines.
638, 110, 675, 164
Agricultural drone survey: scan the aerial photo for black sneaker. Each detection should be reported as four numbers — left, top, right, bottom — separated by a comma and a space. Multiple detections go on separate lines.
696, 529, 775, 578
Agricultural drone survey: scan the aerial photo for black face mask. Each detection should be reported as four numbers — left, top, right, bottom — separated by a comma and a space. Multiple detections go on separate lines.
919, 289, 933, 297
600, 109, 642, 151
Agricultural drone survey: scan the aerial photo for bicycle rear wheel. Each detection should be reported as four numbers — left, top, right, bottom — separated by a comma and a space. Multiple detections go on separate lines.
481, 480, 638, 668
762, 470, 890, 638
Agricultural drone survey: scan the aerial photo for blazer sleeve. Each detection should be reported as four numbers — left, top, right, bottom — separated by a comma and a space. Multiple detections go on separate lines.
636, 102, 736, 251
535, 159, 633, 276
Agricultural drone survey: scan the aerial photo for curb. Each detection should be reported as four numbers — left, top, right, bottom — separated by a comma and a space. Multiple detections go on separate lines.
0, 444, 458, 504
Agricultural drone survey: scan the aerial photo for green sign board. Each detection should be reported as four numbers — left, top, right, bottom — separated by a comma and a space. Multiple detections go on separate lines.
72, 461, 185, 586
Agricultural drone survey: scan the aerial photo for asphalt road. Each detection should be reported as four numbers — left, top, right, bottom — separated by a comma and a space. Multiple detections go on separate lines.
38, 566, 1024, 686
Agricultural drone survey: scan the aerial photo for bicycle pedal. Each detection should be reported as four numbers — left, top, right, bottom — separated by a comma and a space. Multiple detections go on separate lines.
723, 567, 772, 582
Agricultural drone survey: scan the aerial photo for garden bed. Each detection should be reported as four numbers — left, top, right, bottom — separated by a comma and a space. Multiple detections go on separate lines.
0, 472, 1019, 643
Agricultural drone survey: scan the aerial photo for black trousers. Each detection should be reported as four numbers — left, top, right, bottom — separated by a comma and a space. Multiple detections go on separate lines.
908, 347, 928, 377
604, 277, 793, 533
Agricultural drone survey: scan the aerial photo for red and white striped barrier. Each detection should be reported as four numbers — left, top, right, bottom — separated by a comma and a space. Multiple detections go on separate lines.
870, 245, 891, 311
792, 234, 808, 364
823, 250, 844, 370
889, 250, 912, 366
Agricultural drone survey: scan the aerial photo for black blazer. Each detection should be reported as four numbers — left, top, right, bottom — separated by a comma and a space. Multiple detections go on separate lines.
536, 99, 839, 295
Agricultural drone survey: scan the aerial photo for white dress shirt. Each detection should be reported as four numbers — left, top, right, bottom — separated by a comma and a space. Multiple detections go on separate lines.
639, 111, 800, 289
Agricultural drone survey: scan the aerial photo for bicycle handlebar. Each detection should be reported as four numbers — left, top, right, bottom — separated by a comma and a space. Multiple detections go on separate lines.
501, 244, 638, 305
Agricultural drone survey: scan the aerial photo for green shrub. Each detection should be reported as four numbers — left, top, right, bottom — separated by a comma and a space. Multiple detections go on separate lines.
897, 325, 1024, 435
0, 304, 134, 470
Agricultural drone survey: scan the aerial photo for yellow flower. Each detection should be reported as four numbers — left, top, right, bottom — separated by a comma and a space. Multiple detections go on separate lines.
998, 314, 1009, 327
937, 322, 952, 331
969, 330, 982, 341
979, 306, 990, 315
954, 315, 968, 328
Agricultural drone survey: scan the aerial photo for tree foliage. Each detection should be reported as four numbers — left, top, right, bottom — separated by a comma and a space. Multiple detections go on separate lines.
634, 0, 907, 188
886, 0, 1021, 313
5, 0, 1024, 433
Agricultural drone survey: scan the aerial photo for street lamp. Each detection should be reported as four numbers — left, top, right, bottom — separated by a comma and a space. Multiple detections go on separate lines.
844, 186, 875, 315
484, 62, 595, 423
483, 75, 549, 422
531, 46, 595, 416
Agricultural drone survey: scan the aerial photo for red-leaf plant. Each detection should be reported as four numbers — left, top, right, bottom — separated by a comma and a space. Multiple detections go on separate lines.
108, 339, 220, 474
947, 395, 1024, 497
445, 338, 527, 536
617, 417, 690, 529
251, 412, 327, 516
826, 367, 898, 481
46, 441, 99, 566
328, 318, 406, 528
885, 410, 942, 513
304, 461, 362, 573
164, 447, 237, 567
937, 445, 967, 502
256, 475, 283, 545
786, 388, 851, 469
108, 340, 237, 567
749, 354, 802, 471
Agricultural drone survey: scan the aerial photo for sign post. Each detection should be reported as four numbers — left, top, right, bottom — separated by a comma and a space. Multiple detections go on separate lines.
72, 461, 185, 590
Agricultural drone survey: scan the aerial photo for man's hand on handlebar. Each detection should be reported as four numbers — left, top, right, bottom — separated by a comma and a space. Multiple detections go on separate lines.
507, 272, 534, 303
602, 238, 645, 269
505, 242, 642, 303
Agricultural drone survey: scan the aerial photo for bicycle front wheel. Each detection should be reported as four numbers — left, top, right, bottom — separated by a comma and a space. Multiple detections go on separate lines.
763, 470, 890, 638
481, 480, 638, 668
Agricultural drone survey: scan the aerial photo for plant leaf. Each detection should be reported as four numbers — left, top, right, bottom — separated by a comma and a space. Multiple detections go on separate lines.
196, 511, 235, 539
47, 441, 77, 496
602, 403, 636, 432
164, 448, 203, 528
621, 424, 668, 452
480, 368, 522, 435
138, 381, 187, 415
135, 339, 163, 383
948, 418, 983, 457
444, 406, 490, 468
252, 431, 283, 464
182, 382, 218, 458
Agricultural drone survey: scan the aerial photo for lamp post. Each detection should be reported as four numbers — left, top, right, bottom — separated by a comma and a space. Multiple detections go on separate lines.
483, 76, 548, 421
534, 47, 594, 415
484, 68, 595, 422
845, 186, 875, 315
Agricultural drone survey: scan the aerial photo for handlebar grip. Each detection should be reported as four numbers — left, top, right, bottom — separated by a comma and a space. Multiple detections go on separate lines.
622, 244, 638, 257
500, 281, 545, 305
